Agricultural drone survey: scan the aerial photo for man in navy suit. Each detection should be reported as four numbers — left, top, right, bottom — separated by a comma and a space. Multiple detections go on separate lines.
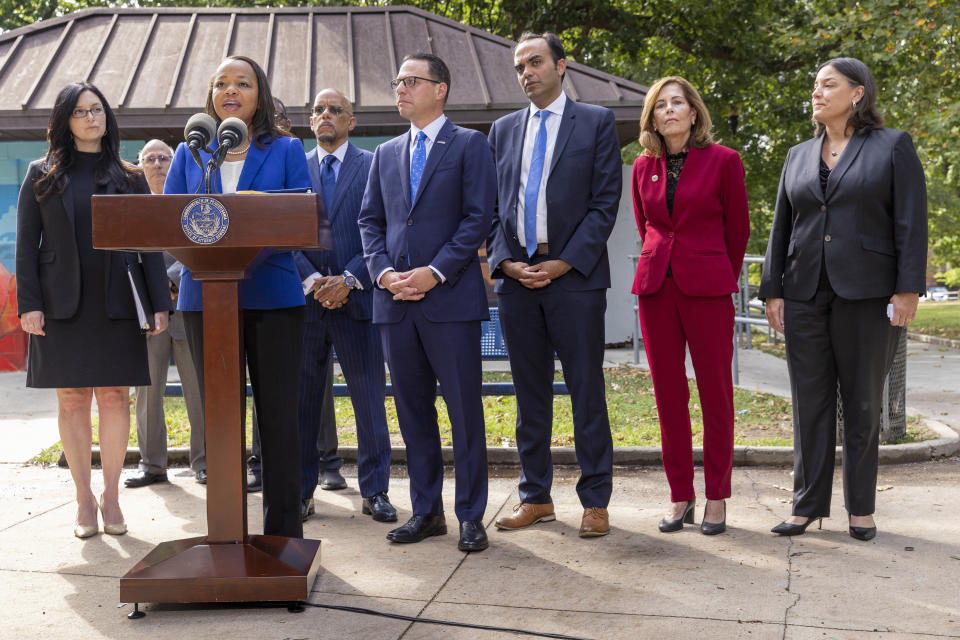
293, 88, 395, 524
359, 53, 496, 552
487, 33, 621, 537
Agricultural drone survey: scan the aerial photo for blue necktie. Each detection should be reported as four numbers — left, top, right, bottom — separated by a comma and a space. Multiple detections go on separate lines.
410, 130, 427, 206
320, 154, 337, 215
523, 111, 549, 258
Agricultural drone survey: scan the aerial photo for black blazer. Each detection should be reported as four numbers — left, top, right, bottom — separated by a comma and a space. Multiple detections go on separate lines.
760, 127, 927, 301
15, 159, 170, 320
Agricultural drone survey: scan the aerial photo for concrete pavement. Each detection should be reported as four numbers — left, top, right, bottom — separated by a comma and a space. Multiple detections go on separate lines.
0, 461, 958, 639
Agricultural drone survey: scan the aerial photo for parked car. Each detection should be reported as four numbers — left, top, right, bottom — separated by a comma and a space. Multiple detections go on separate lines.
922, 286, 951, 302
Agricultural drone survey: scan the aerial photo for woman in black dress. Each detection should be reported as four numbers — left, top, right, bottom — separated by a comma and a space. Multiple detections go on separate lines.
16, 82, 170, 539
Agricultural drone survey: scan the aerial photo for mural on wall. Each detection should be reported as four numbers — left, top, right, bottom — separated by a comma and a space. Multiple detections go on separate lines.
0, 178, 25, 371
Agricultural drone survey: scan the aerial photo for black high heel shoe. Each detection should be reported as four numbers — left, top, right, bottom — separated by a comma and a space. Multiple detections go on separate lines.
700, 500, 726, 535
658, 500, 695, 533
848, 515, 877, 541
771, 516, 822, 536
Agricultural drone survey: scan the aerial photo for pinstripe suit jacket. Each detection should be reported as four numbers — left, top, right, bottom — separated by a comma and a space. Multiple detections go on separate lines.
294, 142, 374, 323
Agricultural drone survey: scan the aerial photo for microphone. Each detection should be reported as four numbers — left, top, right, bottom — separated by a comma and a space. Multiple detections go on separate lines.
184, 113, 216, 177
202, 118, 249, 194
184, 113, 216, 151
217, 117, 248, 152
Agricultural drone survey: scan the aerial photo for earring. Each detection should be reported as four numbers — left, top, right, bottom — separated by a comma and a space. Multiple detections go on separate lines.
852, 100, 858, 109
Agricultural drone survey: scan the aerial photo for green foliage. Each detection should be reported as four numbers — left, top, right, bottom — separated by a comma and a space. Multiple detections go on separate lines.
4, 0, 957, 267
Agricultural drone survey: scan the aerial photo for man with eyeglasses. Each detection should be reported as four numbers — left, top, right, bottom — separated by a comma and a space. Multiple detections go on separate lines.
291, 88, 395, 523
359, 53, 496, 552
125, 140, 207, 488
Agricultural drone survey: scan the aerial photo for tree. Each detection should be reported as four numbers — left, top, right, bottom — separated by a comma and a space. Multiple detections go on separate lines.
4, 0, 957, 266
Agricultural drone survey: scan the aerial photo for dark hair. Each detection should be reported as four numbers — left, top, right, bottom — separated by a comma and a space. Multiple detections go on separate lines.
515, 32, 566, 80
205, 56, 291, 148
272, 96, 291, 134
33, 82, 141, 204
400, 53, 451, 105
814, 57, 884, 137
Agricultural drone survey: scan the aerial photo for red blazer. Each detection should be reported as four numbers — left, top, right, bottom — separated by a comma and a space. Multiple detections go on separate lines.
631, 143, 750, 297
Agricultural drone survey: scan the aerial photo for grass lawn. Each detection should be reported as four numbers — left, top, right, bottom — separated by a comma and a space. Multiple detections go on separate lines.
913, 300, 960, 340
31, 365, 932, 464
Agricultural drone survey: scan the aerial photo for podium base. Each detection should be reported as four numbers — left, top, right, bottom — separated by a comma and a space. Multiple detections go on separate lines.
120, 535, 321, 604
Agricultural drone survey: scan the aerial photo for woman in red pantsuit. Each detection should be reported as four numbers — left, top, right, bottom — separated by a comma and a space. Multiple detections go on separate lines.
631, 76, 750, 535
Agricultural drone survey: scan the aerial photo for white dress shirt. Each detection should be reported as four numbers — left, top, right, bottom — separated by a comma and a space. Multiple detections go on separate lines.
516, 91, 567, 248
377, 114, 449, 287
220, 159, 244, 195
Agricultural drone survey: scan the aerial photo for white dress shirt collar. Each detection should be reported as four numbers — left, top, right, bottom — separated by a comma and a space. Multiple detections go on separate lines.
528, 91, 567, 122
315, 140, 348, 166
409, 114, 448, 148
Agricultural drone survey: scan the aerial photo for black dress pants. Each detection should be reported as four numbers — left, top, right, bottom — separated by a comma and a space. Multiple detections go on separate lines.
183, 306, 305, 538
783, 287, 901, 517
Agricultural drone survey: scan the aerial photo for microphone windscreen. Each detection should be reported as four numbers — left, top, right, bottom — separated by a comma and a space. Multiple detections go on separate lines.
218, 117, 248, 146
184, 113, 217, 144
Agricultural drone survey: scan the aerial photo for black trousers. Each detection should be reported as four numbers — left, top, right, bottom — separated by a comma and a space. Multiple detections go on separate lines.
183, 306, 305, 538
783, 288, 901, 517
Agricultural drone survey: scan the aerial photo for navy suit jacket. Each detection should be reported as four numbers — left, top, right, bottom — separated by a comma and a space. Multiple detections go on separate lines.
358, 119, 496, 325
294, 143, 374, 323
486, 98, 622, 293
164, 134, 312, 311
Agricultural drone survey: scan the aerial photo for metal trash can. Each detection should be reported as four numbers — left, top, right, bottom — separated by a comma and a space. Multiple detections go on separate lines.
836, 329, 907, 444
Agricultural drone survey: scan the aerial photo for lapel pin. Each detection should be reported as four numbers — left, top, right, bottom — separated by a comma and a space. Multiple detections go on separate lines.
651, 174, 659, 182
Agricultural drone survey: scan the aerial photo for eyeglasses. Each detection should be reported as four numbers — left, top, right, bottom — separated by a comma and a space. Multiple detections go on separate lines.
141, 154, 172, 165
312, 105, 346, 116
390, 76, 441, 90
71, 106, 105, 119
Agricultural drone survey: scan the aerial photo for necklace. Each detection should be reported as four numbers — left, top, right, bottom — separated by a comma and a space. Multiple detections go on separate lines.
226, 143, 249, 156
829, 139, 849, 157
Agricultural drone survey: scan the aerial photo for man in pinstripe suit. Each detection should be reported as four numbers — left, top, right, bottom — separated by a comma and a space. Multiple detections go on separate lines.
293, 88, 395, 523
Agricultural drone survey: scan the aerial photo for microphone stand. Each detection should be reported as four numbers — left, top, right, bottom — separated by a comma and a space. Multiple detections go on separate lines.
202, 144, 230, 195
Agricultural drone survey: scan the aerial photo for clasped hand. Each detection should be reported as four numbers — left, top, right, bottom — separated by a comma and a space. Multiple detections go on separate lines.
382, 267, 438, 301
502, 259, 571, 289
310, 275, 351, 309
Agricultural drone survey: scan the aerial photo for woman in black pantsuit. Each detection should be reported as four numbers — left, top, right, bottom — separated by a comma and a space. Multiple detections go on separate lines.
760, 58, 927, 541
16, 82, 170, 538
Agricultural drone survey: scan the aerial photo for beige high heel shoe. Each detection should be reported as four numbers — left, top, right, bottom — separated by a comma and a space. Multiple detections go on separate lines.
99, 496, 127, 536
74, 501, 98, 538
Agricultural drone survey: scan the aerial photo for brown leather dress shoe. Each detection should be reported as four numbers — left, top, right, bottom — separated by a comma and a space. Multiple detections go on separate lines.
579, 507, 610, 537
495, 502, 556, 530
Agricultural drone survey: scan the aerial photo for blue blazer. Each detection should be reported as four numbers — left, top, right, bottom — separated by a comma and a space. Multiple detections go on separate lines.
164, 135, 312, 311
293, 143, 374, 323
486, 99, 622, 293
358, 119, 496, 324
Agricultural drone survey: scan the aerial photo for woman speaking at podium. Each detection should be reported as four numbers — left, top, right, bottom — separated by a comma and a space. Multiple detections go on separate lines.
164, 55, 311, 538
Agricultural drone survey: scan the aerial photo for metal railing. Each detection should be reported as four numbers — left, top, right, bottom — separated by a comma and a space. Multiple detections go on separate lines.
626, 253, 907, 442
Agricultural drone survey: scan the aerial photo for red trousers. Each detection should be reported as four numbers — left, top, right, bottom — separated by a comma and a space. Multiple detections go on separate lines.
637, 277, 735, 502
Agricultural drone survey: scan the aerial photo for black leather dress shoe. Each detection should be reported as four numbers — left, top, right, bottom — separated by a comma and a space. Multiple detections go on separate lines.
386, 514, 447, 543
124, 470, 167, 488
362, 493, 398, 522
458, 520, 488, 552
246, 470, 262, 493
320, 469, 347, 490
301, 498, 316, 522
195, 469, 207, 485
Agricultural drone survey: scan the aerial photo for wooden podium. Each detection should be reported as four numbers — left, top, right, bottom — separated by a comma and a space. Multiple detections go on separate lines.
92, 193, 330, 607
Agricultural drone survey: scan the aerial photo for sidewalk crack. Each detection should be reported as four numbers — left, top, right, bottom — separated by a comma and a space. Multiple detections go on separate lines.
743, 469, 797, 640
396, 490, 512, 639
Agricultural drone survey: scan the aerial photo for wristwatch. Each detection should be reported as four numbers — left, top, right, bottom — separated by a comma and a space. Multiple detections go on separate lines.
342, 273, 358, 289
